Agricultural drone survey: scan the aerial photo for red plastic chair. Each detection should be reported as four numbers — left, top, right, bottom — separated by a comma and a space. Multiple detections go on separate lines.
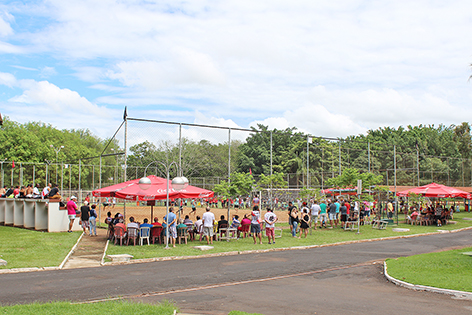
151, 226, 163, 244
113, 226, 126, 246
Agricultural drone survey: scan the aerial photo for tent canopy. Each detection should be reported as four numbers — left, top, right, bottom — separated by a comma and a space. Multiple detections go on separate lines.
92, 175, 214, 201
396, 182, 471, 199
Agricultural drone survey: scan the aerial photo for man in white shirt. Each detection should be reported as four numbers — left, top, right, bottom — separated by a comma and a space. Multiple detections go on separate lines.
264, 208, 278, 244
33, 184, 41, 199
202, 207, 215, 245
310, 200, 321, 231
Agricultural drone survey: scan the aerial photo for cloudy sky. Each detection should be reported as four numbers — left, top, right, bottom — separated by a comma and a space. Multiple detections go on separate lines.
1, 0, 472, 144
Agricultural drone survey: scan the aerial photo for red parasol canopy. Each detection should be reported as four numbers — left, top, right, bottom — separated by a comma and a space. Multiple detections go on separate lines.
92, 175, 214, 201
396, 182, 471, 199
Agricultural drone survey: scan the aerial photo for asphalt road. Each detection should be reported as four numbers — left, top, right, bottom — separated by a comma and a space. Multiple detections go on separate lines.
2, 230, 472, 314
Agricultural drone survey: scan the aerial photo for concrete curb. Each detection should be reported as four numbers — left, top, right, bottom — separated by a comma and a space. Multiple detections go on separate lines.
383, 261, 472, 300
101, 226, 472, 267
59, 231, 85, 269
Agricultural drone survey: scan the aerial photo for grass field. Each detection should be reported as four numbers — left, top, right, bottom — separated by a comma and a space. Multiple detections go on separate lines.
0, 300, 260, 315
0, 300, 177, 314
386, 246, 472, 292
106, 211, 472, 260
0, 226, 81, 269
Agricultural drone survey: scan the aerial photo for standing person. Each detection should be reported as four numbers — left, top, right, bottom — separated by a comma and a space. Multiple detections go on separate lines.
80, 201, 90, 235
202, 207, 215, 245
287, 201, 295, 232
89, 204, 97, 236
253, 194, 260, 208
310, 200, 321, 231
299, 208, 310, 238
66, 196, 78, 233
189, 199, 197, 218
250, 205, 262, 244
334, 199, 341, 226
328, 199, 337, 228
264, 207, 278, 244
319, 200, 328, 228
340, 201, 348, 227
163, 207, 177, 247
290, 206, 299, 237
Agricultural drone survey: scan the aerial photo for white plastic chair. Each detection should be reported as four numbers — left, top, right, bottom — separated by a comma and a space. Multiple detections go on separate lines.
139, 227, 151, 246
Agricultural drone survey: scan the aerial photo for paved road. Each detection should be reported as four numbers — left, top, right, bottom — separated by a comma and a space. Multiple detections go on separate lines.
2, 230, 472, 314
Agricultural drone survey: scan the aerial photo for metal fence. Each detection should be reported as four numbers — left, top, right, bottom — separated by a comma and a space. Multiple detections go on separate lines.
2, 116, 472, 201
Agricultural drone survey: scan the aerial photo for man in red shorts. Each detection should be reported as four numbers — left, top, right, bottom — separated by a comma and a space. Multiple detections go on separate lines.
264, 207, 278, 244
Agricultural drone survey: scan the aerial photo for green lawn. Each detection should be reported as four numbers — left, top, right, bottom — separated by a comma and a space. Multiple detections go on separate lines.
0, 226, 81, 269
0, 300, 262, 315
106, 212, 472, 260
0, 300, 177, 314
386, 246, 472, 292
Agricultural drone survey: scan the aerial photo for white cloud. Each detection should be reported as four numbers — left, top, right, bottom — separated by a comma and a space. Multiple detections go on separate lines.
39, 66, 57, 78
0, 11, 13, 37
0, 73, 119, 138
2, 0, 472, 142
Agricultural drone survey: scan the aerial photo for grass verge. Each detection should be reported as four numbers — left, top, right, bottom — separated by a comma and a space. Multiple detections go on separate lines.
106, 212, 472, 261
386, 246, 472, 292
0, 226, 81, 269
0, 300, 177, 314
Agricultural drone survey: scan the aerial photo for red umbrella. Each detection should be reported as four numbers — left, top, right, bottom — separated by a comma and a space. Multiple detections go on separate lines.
397, 182, 471, 199
92, 175, 214, 201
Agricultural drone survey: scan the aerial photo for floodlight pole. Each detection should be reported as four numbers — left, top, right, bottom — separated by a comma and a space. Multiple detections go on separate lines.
141, 161, 188, 249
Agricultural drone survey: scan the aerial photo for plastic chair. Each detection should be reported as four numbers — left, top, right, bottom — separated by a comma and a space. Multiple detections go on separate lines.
127, 227, 139, 246
186, 223, 195, 240
177, 227, 189, 244
151, 226, 163, 244
218, 223, 229, 239
113, 226, 126, 246
139, 227, 151, 246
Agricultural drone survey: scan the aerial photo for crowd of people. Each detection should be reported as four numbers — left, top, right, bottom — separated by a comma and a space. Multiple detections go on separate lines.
103, 204, 280, 247
406, 202, 454, 227
0, 183, 61, 199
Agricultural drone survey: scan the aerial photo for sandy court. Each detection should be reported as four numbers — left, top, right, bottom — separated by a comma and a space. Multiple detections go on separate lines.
96, 205, 289, 224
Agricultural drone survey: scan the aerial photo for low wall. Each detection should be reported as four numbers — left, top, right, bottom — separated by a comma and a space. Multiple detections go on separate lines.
0, 198, 81, 232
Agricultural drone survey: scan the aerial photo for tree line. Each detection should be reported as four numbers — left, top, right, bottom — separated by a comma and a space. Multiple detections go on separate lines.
1, 116, 471, 189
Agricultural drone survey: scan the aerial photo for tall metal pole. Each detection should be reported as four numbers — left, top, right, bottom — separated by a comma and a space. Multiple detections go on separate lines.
123, 108, 128, 222
338, 141, 342, 176
270, 131, 273, 208
368, 141, 371, 172
394, 145, 397, 224
61, 162, 64, 193
179, 123, 182, 176
1, 159, 5, 188
417, 144, 420, 186
78, 159, 82, 202
165, 165, 170, 249
306, 136, 310, 189
227, 128, 231, 221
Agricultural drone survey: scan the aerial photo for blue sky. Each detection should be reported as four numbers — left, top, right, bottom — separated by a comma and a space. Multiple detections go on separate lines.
1, 0, 472, 144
